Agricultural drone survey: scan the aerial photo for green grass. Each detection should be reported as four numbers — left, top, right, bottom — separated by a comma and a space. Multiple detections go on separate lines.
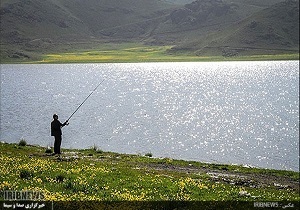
38, 50, 299, 63
36, 45, 194, 63
0, 142, 299, 203
1, 42, 299, 64
13, 43, 295, 63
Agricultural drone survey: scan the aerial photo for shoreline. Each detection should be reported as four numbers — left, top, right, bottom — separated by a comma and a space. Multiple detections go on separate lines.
1, 57, 299, 64
1, 47, 298, 64
0, 142, 299, 204
2, 141, 298, 173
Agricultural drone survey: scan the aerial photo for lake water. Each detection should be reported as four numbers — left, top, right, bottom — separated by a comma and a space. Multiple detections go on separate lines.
0, 61, 299, 171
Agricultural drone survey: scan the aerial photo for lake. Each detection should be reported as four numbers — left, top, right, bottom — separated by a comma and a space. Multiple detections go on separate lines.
0, 61, 299, 171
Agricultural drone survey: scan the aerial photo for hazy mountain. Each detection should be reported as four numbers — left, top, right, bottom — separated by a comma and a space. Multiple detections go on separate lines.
166, 0, 299, 56
0, 0, 175, 42
0, 0, 298, 60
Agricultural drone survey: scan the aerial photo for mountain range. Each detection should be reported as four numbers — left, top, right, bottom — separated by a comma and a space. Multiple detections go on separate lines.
0, 0, 299, 60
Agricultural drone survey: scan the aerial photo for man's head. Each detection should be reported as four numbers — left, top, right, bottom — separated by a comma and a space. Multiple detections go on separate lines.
53, 114, 58, 120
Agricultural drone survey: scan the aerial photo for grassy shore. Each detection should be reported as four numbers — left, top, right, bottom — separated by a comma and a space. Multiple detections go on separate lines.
36, 47, 300, 63
1, 43, 299, 64
0, 142, 299, 206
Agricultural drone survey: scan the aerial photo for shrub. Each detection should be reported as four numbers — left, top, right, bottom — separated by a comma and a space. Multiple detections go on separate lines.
96, 149, 103, 154
56, 174, 66, 182
45, 147, 52, 154
18, 139, 27, 146
145, 152, 153, 157
20, 169, 33, 179
91, 144, 103, 154
92, 144, 98, 151
64, 180, 74, 190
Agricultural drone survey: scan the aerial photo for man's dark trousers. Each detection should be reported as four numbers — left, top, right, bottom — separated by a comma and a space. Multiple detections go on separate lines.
54, 135, 62, 154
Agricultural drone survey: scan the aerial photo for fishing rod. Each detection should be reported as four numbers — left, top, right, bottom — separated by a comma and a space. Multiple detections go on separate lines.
66, 79, 105, 122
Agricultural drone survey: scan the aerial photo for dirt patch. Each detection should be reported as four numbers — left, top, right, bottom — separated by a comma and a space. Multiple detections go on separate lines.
142, 163, 299, 191
31, 150, 299, 192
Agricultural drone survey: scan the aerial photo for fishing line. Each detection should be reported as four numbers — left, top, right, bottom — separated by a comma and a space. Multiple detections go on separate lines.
66, 79, 105, 122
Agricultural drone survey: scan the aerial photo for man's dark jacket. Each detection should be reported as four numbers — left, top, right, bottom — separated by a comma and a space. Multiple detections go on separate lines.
51, 119, 66, 136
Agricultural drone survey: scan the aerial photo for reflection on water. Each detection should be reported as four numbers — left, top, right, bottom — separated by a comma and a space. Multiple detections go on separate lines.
0, 61, 299, 171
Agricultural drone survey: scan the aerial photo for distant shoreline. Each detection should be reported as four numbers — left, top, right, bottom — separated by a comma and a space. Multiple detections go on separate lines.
1, 45, 299, 64
2, 55, 298, 64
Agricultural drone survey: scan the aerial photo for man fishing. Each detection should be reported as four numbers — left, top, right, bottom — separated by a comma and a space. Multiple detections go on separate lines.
50, 80, 104, 155
51, 114, 69, 155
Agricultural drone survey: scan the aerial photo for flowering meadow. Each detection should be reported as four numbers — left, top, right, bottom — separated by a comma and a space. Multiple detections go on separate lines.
0, 142, 299, 203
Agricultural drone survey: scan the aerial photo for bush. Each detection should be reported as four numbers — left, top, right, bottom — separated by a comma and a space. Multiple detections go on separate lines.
64, 180, 74, 190
91, 144, 103, 154
56, 174, 66, 182
96, 149, 103, 154
18, 139, 27, 146
145, 152, 153, 157
92, 144, 98, 151
45, 147, 52, 154
20, 169, 33, 179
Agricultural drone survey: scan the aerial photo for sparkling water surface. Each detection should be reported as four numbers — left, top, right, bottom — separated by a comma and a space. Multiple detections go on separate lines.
1, 61, 299, 171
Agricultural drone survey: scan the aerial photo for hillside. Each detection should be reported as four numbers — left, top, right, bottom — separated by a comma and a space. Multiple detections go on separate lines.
0, 0, 299, 61
0, 0, 176, 41
168, 0, 299, 56
0, 0, 177, 60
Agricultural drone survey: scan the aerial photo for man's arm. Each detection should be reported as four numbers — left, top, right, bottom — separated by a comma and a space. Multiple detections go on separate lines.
61, 120, 69, 127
